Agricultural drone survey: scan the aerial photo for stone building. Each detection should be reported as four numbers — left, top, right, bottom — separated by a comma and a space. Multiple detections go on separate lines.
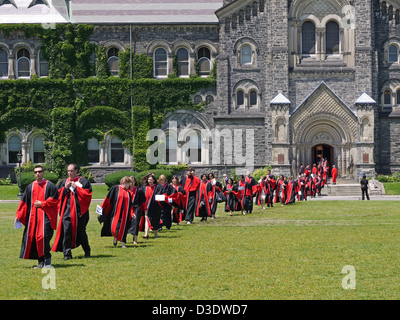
1, 0, 400, 181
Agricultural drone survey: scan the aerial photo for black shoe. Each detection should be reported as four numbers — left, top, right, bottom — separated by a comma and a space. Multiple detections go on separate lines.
84, 251, 91, 258
63, 256, 72, 261
33, 262, 44, 269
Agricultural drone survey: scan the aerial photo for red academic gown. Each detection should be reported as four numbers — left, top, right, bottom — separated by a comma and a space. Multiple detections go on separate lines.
274, 179, 286, 203
52, 176, 92, 255
181, 175, 201, 222
194, 180, 212, 218
139, 183, 169, 231
16, 179, 58, 260
99, 185, 132, 242
171, 184, 186, 224
127, 186, 146, 236
223, 183, 239, 212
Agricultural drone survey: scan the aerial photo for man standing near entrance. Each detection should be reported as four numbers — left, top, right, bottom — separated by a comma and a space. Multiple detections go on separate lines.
360, 175, 370, 200
52, 164, 92, 259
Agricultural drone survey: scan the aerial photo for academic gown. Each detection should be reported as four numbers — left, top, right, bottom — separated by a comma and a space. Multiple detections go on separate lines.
139, 184, 171, 232
235, 181, 246, 211
16, 179, 58, 260
331, 167, 338, 184
208, 179, 223, 217
285, 180, 298, 204
98, 185, 132, 242
171, 184, 186, 224
244, 176, 256, 213
52, 176, 92, 256
181, 175, 201, 223
194, 180, 213, 218
274, 179, 286, 203
223, 184, 239, 212
127, 186, 146, 236
159, 182, 177, 229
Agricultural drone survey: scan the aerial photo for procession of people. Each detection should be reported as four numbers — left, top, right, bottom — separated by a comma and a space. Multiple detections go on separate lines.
15, 159, 335, 268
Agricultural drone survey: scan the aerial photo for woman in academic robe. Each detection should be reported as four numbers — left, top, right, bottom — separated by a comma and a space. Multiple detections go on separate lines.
127, 176, 146, 245
235, 175, 246, 214
208, 173, 223, 219
255, 177, 268, 210
170, 175, 186, 225
274, 175, 286, 205
223, 178, 238, 215
194, 174, 212, 221
158, 174, 177, 230
139, 174, 169, 239
98, 176, 133, 248
285, 176, 297, 205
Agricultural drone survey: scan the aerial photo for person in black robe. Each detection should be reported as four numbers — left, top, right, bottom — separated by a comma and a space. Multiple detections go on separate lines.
223, 178, 238, 215
98, 176, 133, 248
180, 168, 200, 224
126, 176, 146, 245
208, 173, 223, 219
285, 176, 298, 204
244, 171, 256, 214
170, 175, 186, 225
52, 163, 92, 260
139, 174, 171, 239
15, 165, 58, 268
194, 174, 212, 221
158, 174, 176, 230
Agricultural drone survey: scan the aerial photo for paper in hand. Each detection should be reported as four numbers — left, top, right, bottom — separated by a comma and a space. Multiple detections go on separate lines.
96, 205, 103, 215
155, 194, 165, 201
14, 220, 23, 229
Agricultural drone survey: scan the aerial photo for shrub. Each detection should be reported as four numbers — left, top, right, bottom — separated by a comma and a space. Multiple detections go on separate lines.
19, 171, 59, 192
104, 170, 139, 189
252, 166, 272, 182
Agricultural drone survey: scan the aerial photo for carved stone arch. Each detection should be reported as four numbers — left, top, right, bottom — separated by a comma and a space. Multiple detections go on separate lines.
146, 40, 172, 55
162, 109, 211, 131
233, 36, 260, 55
299, 14, 322, 28
232, 78, 261, 93
290, 0, 349, 20
12, 41, 33, 56
102, 40, 126, 53
193, 40, 218, 57
0, 41, 11, 53
321, 13, 345, 28
171, 40, 193, 54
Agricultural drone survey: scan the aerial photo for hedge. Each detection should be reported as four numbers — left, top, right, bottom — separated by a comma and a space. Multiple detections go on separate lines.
19, 171, 59, 192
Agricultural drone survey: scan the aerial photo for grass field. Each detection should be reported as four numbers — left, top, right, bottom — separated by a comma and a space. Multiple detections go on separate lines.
1, 199, 400, 300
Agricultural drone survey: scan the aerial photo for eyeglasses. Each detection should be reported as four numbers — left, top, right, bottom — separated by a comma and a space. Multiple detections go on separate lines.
34, 170, 43, 174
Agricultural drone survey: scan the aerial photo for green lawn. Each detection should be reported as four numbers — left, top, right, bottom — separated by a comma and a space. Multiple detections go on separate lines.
1, 200, 400, 300
383, 182, 400, 195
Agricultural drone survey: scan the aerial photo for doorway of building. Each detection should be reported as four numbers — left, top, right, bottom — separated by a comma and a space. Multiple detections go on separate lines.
312, 144, 333, 171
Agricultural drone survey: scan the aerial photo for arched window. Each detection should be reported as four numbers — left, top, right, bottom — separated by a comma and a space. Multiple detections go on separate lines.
326, 21, 340, 55
194, 95, 202, 104
206, 95, 214, 103
197, 47, 211, 77
33, 135, 45, 163
384, 89, 392, 105
107, 47, 119, 76
8, 135, 21, 164
186, 131, 201, 163
252, 1, 258, 17
241, 45, 252, 65
249, 90, 257, 106
110, 136, 124, 163
0, 48, 8, 78
17, 48, 30, 78
389, 44, 399, 64
87, 138, 99, 163
154, 47, 167, 77
38, 49, 48, 77
302, 21, 316, 55
177, 48, 189, 77
236, 90, 244, 107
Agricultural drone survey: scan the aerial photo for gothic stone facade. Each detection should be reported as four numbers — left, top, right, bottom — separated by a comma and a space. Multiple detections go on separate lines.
1, 0, 400, 181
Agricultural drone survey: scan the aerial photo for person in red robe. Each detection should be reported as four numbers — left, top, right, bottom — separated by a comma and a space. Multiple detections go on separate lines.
52, 164, 92, 260
244, 171, 257, 214
274, 175, 286, 205
285, 176, 298, 204
158, 174, 177, 230
236, 175, 246, 214
195, 174, 212, 221
181, 168, 200, 224
331, 165, 338, 184
15, 165, 58, 268
223, 178, 238, 215
98, 176, 134, 248
170, 175, 186, 225
127, 176, 146, 245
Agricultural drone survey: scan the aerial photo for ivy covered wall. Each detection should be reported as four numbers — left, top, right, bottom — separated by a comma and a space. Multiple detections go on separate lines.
0, 24, 216, 177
